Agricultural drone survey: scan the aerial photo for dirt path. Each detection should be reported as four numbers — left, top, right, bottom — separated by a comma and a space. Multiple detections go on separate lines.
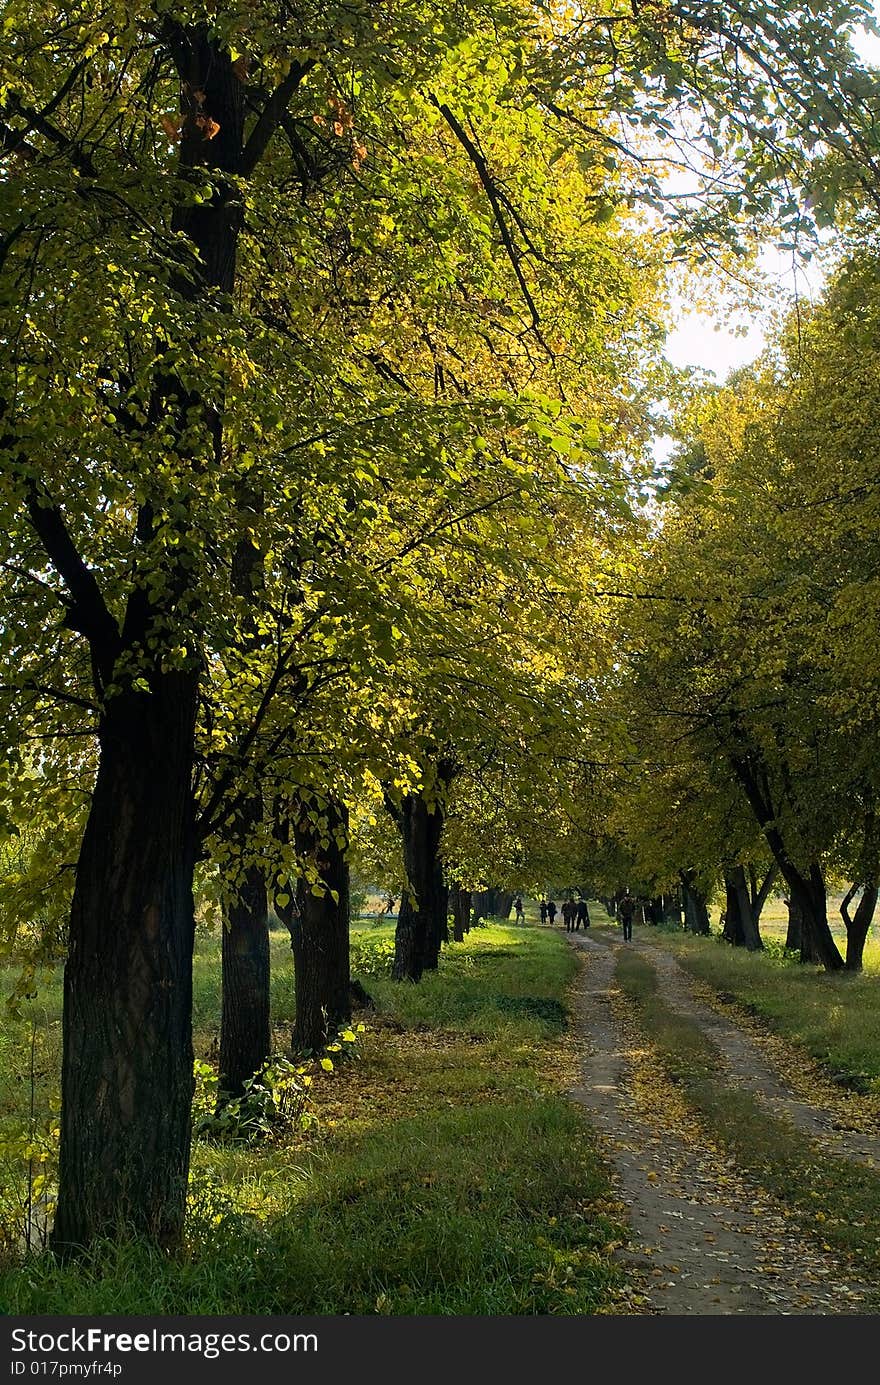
643, 943, 880, 1166
567, 929, 871, 1315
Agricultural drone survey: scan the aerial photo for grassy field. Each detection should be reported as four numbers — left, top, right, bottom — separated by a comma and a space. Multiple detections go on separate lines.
709, 891, 880, 959
0, 922, 627, 1315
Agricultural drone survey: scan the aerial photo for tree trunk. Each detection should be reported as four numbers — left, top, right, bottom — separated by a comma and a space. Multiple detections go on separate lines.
52, 675, 198, 1253
722, 872, 746, 945
449, 884, 463, 942
454, 888, 471, 939
54, 35, 249, 1253
219, 857, 270, 1098
288, 800, 351, 1052
439, 874, 450, 945
788, 862, 838, 968
497, 891, 515, 921
748, 862, 776, 926
680, 870, 710, 934
784, 886, 817, 963
462, 890, 472, 933
784, 895, 803, 952
841, 882, 878, 973
391, 792, 442, 980
730, 755, 843, 971
423, 859, 447, 971
387, 763, 454, 982
645, 896, 665, 925
393, 891, 424, 982
732, 864, 763, 951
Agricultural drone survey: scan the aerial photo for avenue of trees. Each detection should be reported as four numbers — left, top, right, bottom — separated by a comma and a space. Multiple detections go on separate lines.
596, 246, 880, 973
2, 0, 880, 1259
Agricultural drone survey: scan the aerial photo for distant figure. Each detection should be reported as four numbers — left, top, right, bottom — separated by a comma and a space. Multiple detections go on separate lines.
547, 898, 557, 926
539, 898, 548, 925
618, 889, 636, 942
562, 899, 576, 932
576, 899, 590, 929
514, 895, 525, 925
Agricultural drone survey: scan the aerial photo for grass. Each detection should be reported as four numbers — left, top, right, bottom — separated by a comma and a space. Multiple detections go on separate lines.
0, 922, 626, 1315
615, 947, 880, 1290
364, 927, 574, 1037
2, 1100, 622, 1315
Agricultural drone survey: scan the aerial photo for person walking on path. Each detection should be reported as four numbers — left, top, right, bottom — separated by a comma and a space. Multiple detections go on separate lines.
514, 895, 525, 925
562, 899, 576, 932
576, 898, 590, 929
618, 889, 636, 941
539, 898, 548, 925
547, 897, 557, 927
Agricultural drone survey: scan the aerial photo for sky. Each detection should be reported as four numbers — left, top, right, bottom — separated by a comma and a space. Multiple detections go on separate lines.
664, 7, 880, 379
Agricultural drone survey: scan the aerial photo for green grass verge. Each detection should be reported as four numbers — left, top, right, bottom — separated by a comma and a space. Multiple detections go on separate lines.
364, 924, 576, 1038
1, 1100, 621, 1315
0, 924, 624, 1315
640, 928, 880, 1093
615, 948, 880, 1288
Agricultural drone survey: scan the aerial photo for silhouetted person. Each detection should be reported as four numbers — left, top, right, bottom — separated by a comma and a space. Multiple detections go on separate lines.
576, 899, 589, 929
514, 895, 525, 925
562, 899, 576, 931
618, 889, 636, 941
540, 899, 548, 925
547, 898, 557, 926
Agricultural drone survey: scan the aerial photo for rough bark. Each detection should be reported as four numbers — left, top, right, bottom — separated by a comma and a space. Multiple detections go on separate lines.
787, 862, 836, 967
497, 891, 515, 921
841, 882, 878, 973
53, 32, 252, 1254
450, 884, 464, 942
730, 754, 843, 971
393, 891, 424, 982
452, 887, 471, 940
461, 889, 472, 933
471, 890, 489, 926
722, 872, 745, 946
841, 805, 878, 972
439, 874, 450, 945
391, 793, 442, 979
52, 676, 198, 1253
679, 869, 710, 934
387, 761, 454, 982
734, 865, 763, 951
219, 855, 270, 1099
784, 895, 804, 953
423, 859, 447, 971
287, 800, 351, 1052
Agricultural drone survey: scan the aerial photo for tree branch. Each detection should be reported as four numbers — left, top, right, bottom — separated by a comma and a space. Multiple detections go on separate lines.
23, 483, 120, 682
239, 61, 316, 178
429, 97, 547, 344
